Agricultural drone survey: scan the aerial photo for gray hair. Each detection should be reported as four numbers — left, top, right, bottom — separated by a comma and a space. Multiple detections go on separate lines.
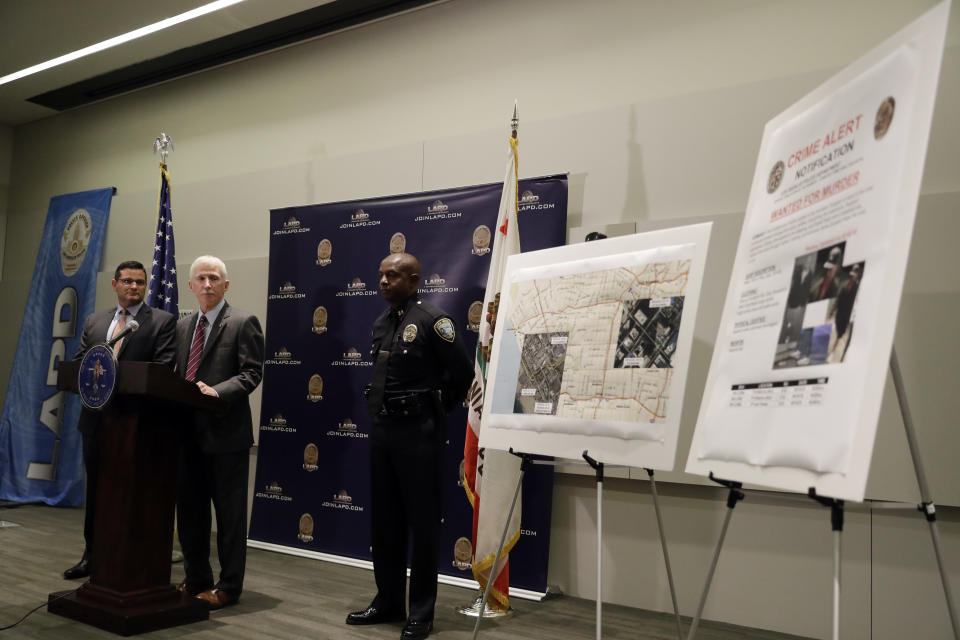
189, 255, 228, 280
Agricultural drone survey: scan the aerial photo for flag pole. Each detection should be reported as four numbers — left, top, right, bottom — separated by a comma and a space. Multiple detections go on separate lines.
472, 450, 530, 640
457, 101, 521, 622
151, 132, 182, 563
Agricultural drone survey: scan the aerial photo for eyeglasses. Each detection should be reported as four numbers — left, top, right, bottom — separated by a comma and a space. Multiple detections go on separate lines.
119, 278, 146, 286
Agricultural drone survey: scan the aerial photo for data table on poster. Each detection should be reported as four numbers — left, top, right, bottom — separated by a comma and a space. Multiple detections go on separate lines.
727, 378, 828, 409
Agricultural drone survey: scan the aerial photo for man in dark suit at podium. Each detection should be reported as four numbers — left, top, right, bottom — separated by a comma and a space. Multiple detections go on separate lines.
63, 260, 177, 580
175, 255, 263, 610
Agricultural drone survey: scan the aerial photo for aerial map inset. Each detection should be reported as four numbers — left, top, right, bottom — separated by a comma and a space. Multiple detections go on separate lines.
507, 260, 689, 423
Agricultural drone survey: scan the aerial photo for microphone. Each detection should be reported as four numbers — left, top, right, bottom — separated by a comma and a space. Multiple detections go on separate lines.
106, 319, 140, 348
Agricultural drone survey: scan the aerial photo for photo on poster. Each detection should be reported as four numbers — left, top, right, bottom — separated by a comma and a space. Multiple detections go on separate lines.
616, 297, 684, 369
774, 240, 866, 369
515, 331, 568, 416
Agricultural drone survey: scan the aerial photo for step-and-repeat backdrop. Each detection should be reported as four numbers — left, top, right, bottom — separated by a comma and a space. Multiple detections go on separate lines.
249, 176, 567, 594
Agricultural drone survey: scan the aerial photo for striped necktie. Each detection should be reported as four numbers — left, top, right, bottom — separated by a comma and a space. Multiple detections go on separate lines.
111, 309, 127, 354
185, 314, 208, 382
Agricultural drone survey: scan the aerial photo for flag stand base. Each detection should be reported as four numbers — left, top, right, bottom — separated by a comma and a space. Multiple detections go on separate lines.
470, 449, 532, 638
456, 593, 513, 618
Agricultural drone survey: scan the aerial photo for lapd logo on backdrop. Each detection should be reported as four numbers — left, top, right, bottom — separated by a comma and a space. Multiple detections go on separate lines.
389, 232, 406, 254
416, 199, 462, 222
274, 215, 311, 235
332, 346, 371, 367
261, 413, 295, 433
337, 277, 377, 298
61, 209, 93, 276
265, 480, 283, 494
874, 96, 895, 140
323, 488, 363, 512
303, 443, 319, 471
420, 273, 458, 295
270, 281, 306, 300
326, 417, 368, 439
298, 513, 314, 542
255, 480, 292, 502
312, 306, 329, 334
767, 160, 785, 194
265, 346, 302, 366
452, 537, 473, 570
471, 225, 491, 256
518, 188, 557, 213
340, 208, 381, 229
316, 239, 332, 266
307, 374, 324, 402
467, 301, 483, 332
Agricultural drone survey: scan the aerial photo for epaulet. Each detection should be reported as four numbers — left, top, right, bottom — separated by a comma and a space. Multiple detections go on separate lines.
412, 298, 445, 319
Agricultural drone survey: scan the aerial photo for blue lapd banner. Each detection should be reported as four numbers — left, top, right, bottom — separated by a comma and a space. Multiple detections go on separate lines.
250, 176, 567, 595
0, 188, 113, 506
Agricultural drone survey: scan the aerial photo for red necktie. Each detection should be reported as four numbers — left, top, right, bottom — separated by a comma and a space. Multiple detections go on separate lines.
111, 309, 127, 354
185, 315, 208, 382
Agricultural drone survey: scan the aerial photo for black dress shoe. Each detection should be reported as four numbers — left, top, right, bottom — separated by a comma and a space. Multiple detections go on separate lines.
401, 619, 433, 639
63, 558, 90, 580
345, 605, 405, 625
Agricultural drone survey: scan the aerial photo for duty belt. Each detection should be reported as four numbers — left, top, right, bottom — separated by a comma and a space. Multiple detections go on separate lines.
379, 390, 439, 418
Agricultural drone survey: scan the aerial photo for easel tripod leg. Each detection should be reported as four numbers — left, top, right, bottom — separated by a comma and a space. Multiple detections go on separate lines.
583, 451, 604, 640
890, 348, 960, 639
809, 490, 844, 640
646, 469, 683, 640
686, 477, 743, 640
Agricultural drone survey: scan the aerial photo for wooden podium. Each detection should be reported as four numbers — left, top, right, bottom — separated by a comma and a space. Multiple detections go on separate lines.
49, 361, 223, 636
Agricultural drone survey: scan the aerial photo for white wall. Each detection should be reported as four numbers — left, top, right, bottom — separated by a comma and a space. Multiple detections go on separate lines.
3, 1, 959, 637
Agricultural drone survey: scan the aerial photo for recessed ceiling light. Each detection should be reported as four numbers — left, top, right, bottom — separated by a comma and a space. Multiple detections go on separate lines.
0, 0, 247, 87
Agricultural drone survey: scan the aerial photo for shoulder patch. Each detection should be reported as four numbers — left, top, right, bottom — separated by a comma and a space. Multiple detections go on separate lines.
434, 317, 456, 342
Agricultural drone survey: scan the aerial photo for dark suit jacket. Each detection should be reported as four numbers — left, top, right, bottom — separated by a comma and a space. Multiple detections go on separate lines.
176, 302, 264, 454
74, 304, 177, 434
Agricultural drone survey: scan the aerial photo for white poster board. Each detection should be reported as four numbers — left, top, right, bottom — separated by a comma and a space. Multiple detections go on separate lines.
686, 1, 950, 501
478, 223, 711, 469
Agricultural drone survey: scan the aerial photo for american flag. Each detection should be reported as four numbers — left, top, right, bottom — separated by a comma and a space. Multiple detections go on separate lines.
146, 165, 178, 315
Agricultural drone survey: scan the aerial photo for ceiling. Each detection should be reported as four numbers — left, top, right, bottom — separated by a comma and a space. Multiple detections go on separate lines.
0, 0, 434, 127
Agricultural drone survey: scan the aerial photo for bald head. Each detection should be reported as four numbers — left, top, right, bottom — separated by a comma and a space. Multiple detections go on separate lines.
378, 252, 421, 306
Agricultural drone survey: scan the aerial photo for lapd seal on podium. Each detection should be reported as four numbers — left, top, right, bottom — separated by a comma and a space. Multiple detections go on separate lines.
78, 344, 118, 411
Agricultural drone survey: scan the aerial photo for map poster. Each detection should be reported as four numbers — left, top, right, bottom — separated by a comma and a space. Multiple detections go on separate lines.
686, 2, 949, 501
478, 223, 712, 469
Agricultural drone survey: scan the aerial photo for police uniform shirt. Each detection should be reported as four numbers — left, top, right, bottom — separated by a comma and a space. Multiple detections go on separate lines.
369, 295, 472, 412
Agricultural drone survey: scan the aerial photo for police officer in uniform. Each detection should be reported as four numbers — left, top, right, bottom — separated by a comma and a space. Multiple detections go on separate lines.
346, 252, 473, 640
